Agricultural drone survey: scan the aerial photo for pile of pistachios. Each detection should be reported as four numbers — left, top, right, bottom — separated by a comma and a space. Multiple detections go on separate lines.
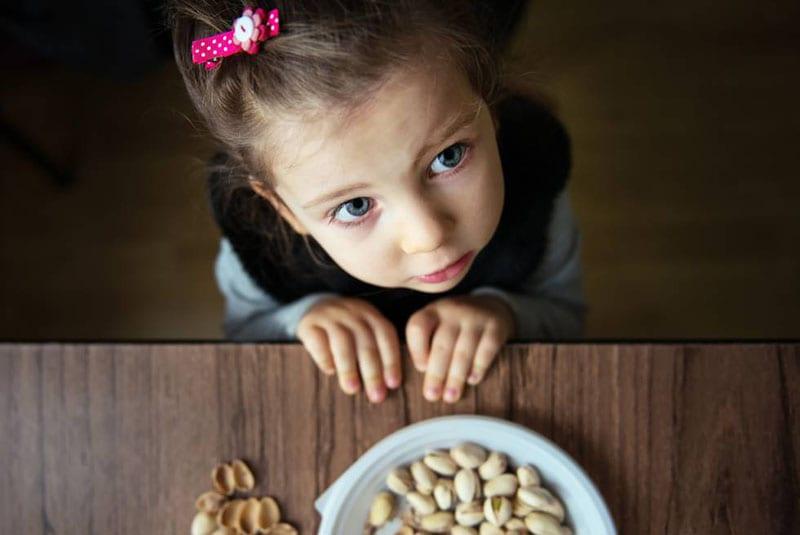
368, 443, 572, 534
190, 459, 298, 535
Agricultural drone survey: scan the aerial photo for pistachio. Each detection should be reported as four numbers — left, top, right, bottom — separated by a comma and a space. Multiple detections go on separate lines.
387, 467, 415, 495
483, 473, 518, 498
406, 491, 437, 515
483, 496, 512, 526
267, 523, 299, 535
216, 499, 245, 530
454, 501, 484, 527
477, 452, 507, 480
395, 528, 415, 535
478, 522, 504, 535
454, 468, 480, 503
211, 463, 236, 496
517, 486, 565, 522
190, 511, 218, 535
410, 461, 438, 495
236, 497, 258, 534
423, 450, 458, 476
210, 529, 236, 535
419, 511, 454, 532
369, 491, 395, 526
505, 517, 527, 531
433, 479, 455, 510
452, 527, 479, 535
195, 491, 226, 514
257, 497, 281, 530
524, 512, 568, 535
230, 459, 255, 491
450, 443, 488, 469
512, 495, 535, 517
517, 465, 541, 487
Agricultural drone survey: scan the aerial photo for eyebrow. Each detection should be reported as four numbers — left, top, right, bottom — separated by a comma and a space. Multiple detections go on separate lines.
301, 104, 481, 210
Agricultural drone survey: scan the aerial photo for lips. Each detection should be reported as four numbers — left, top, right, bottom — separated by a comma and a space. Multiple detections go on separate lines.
415, 251, 474, 283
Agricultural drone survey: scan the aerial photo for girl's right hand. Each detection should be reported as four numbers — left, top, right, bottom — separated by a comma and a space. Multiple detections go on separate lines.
296, 296, 402, 403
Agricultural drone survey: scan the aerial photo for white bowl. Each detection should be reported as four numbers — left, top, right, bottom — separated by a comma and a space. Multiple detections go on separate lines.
314, 414, 616, 534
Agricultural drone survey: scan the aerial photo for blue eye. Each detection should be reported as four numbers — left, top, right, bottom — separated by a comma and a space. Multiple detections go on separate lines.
430, 142, 467, 174
330, 197, 372, 227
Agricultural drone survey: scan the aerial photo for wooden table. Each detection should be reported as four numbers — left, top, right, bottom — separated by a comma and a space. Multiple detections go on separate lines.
1, 343, 798, 533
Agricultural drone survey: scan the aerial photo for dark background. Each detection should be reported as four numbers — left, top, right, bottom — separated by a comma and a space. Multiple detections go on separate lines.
1, 1, 798, 339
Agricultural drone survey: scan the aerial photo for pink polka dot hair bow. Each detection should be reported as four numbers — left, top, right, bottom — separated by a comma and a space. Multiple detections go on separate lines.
191, 7, 280, 70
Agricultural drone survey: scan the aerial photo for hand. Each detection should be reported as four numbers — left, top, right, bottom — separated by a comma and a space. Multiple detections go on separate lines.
296, 296, 401, 403
405, 295, 515, 403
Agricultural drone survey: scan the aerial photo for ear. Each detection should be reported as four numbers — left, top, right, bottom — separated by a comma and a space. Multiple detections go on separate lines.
248, 178, 310, 236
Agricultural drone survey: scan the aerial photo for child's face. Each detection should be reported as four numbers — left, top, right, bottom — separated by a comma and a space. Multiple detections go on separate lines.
255, 65, 504, 293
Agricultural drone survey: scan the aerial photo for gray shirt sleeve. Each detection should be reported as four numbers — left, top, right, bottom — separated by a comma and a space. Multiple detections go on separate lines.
214, 238, 340, 341
470, 189, 587, 340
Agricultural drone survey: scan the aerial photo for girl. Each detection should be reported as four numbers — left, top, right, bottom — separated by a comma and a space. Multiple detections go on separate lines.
170, 1, 586, 405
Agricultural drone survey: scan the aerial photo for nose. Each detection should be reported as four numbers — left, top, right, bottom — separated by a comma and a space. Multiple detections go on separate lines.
398, 199, 454, 255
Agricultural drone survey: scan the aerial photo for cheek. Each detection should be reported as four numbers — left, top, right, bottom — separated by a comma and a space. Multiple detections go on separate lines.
311, 233, 396, 285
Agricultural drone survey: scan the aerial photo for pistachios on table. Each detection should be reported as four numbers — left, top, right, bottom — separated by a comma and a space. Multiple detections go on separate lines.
191, 459, 299, 535
367, 443, 572, 534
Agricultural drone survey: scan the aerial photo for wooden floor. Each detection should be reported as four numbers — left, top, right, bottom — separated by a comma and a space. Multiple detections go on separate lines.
1, 1, 798, 340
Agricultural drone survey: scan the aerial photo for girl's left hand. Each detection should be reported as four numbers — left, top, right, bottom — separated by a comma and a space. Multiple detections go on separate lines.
405, 295, 516, 403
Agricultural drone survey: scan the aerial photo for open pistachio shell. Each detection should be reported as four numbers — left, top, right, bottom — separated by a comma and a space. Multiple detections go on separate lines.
419, 511, 454, 532
477, 452, 507, 481
423, 450, 458, 476
231, 459, 256, 491
524, 511, 567, 535
216, 499, 245, 530
211, 463, 237, 496
478, 522, 504, 535
369, 491, 395, 526
257, 496, 281, 530
410, 461, 438, 495
517, 486, 565, 523
450, 443, 488, 469
195, 491, 226, 514
387, 467, 414, 495
190, 511, 217, 535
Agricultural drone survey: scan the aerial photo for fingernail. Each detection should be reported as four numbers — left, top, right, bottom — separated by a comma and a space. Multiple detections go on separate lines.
369, 385, 386, 403
346, 377, 360, 391
425, 384, 440, 400
386, 373, 400, 389
467, 374, 479, 385
444, 387, 459, 402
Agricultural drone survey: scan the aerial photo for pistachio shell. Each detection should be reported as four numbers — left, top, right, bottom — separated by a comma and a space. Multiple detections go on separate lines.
517, 465, 541, 487
395, 528, 415, 535
512, 495, 535, 517
454, 501, 484, 527
195, 491, 226, 514
239, 498, 261, 534
454, 468, 480, 503
483, 473, 518, 498
452, 527, 478, 535
423, 450, 458, 476
231, 459, 255, 491
477, 452, 507, 480
410, 461, 438, 495
369, 491, 395, 526
211, 463, 236, 496
419, 511, 454, 532
407, 491, 437, 515
524, 511, 567, 535
450, 443, 488, 469
505, 517, 527, 531
433, 479, 455, 510
517, 486, 565, 522
257, 496, 281, 530
267, 523, 298, 535
483, 496, 512, 526
210, 529, 236, 535
387, 467, 414, 495
478, 522, 504, 535
216, 499, 245, 530
190, 511, 217, 535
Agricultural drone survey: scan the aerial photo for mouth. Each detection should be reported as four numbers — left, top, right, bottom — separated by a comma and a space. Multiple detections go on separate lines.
415, 251, 474, 284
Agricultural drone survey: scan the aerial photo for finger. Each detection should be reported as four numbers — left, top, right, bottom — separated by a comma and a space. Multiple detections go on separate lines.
298, 325, 335, 375
467, 327, 505, 385
339, 316, 386, 403
423, 324, 458, 401
364, 313, 402, 389
326, 322, 361, 395
406, 308, 439, 372
443, 326, 482, 403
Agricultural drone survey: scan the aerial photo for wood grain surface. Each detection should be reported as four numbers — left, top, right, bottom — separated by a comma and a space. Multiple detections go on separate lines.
1, 343, 798, 534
